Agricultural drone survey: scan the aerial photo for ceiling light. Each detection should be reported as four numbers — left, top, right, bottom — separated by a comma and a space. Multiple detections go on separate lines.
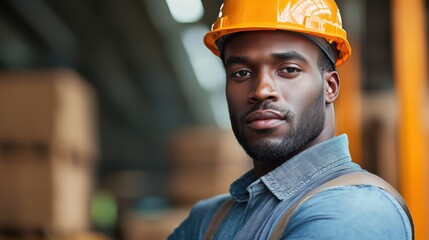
166, 0, 204, 23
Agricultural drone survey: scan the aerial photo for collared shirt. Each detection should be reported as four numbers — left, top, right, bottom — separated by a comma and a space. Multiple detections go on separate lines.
168, 135, 412, 239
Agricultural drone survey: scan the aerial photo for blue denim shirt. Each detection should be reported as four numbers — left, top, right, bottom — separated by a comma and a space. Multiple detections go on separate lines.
168, 135, 412, 239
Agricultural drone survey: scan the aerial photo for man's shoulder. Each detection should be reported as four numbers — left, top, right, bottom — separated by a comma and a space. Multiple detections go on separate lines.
284, 185, 412, 239
300, 185, 406, 216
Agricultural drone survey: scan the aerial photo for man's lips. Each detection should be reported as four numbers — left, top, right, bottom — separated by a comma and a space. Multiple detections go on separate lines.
245, 110, 286, 129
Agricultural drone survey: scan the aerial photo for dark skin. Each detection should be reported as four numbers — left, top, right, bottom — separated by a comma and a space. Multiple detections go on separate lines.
223, 31, 341, 177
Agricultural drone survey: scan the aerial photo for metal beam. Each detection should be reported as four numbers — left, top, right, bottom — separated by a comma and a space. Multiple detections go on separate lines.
391, 0, 428, 238
6, 0, 77, 58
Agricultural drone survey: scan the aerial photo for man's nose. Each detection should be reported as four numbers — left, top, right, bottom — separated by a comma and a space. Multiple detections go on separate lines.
248, 74, 279, 103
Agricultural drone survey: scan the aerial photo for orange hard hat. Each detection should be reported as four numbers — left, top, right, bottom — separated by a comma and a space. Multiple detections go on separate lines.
204, 0, 352, 66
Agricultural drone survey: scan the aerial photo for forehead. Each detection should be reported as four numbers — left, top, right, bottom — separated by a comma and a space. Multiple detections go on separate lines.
223, 31, 321, 63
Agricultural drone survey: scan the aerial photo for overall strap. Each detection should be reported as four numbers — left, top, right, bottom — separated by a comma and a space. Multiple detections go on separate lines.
203, 198, 235, 240
269, 171, 414, 240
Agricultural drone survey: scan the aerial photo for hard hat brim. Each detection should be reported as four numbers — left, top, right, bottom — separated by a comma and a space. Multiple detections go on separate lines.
204, 26, 351, 67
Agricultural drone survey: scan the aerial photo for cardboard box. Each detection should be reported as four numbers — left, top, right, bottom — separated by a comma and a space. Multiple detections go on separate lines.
0, 69, 98, 233
168, 126, 251, 206
0, 69, 97, 159
122, 208, 189, 240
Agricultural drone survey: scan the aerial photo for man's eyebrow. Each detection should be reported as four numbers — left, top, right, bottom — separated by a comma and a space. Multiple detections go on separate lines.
225, 56, 248, 67
272, 51, 308, 64
225, 51, 308, 67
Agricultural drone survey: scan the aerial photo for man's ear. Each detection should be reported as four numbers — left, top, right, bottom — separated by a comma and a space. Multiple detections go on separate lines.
324, 71, 340, 104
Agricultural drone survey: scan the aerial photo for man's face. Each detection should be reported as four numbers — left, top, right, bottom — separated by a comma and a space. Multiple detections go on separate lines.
223, 31, 327, 162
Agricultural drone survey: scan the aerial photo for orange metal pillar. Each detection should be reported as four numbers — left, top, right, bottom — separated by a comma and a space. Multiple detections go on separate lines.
391, 0, 428, 238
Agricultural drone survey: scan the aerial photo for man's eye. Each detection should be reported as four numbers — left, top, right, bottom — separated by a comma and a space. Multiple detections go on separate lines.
280, 67, 300, 73
233, 70, 251, 78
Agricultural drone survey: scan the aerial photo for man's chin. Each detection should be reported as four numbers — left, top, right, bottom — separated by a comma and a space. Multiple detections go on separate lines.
241, 140, 287, 159
244, 135, 285, 148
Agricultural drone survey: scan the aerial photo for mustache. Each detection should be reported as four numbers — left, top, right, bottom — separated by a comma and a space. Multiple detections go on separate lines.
241, 101, 294, 122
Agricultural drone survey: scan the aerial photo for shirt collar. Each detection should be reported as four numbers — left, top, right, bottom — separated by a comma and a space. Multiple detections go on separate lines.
230, 134, 351, 201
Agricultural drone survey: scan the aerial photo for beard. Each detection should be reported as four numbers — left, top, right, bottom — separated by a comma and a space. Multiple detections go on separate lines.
230, 89, 325, 162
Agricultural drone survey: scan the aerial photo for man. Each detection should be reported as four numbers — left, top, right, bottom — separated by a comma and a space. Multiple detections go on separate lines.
168, 0, 413, 239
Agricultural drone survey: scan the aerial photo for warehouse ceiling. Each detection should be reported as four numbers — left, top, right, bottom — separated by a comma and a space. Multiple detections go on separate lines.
0, 0, 225, 186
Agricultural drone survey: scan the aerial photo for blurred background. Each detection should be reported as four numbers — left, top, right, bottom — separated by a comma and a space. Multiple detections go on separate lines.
0, 0, 427, 239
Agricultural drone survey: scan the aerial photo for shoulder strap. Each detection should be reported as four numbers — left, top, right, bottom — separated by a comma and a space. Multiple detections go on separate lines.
203, 198, 235, 240
269, 171, 414, 240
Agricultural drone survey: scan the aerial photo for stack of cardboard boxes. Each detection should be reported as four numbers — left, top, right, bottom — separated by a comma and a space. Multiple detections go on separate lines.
0, 69, 99, 240
122, 126, 251, 240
